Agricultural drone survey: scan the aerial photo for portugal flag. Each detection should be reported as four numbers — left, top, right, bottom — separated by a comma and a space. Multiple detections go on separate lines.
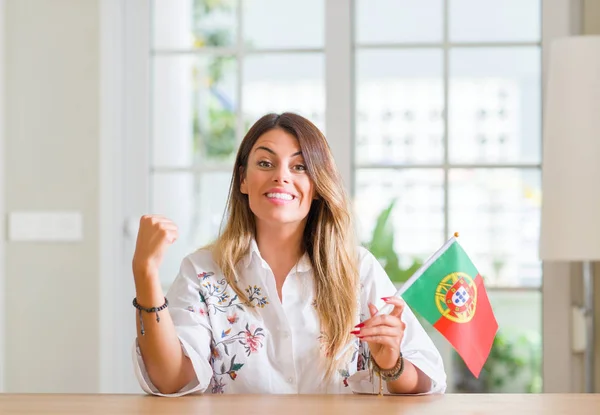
400, 234, 498, 378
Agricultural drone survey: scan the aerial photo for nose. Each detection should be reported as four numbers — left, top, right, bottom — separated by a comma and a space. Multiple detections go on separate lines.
273, 164, 291, 184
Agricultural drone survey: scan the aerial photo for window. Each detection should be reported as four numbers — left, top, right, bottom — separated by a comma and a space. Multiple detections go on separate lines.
150, 0, 325, 284
353, 0, 542, 392
144, 0, 543, 393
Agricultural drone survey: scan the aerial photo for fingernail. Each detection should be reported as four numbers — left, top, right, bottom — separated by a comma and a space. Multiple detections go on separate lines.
382, 297, 391, 301
355, 322, 365, 328
350, 330, 360, 335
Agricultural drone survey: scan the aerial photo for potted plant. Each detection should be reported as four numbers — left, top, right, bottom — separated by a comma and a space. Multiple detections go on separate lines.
452, 329, 541, 393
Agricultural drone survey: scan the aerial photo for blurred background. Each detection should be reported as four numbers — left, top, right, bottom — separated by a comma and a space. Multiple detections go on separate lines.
0, 0, 599, 395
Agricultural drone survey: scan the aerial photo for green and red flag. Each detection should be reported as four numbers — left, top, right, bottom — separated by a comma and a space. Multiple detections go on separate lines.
400, 234, 498, 378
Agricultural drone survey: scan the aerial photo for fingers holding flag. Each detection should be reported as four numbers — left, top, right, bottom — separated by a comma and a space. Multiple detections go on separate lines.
378, 296, 405, 319
351, 297, 406, 370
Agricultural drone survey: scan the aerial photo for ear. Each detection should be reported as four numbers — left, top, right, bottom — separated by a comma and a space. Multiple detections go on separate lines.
239, 166, 248, 195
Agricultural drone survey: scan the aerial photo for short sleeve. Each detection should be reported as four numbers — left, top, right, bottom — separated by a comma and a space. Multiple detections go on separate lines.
132, 255, 215, 396
348, 247, 447, 395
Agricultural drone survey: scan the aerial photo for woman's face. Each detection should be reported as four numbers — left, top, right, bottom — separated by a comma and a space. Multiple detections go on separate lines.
241, 128, 316, 230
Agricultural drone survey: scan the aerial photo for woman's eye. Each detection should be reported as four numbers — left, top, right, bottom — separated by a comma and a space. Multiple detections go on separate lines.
258, 160, 272, 168
294, 164, 307, 172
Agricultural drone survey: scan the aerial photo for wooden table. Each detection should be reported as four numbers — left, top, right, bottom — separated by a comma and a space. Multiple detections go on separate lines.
0, 393, 599, 414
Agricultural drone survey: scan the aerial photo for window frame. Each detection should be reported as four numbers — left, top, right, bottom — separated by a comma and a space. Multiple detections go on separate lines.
351, 0, 542, 290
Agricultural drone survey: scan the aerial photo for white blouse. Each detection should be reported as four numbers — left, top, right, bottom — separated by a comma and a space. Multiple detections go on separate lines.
133, 240, 447, 396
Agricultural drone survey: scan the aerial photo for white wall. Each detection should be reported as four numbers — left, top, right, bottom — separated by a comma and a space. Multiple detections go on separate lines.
582, 0, 600, 392
542, 0, 600, 394
0, 0, 6, 393
3, 0, 100, 392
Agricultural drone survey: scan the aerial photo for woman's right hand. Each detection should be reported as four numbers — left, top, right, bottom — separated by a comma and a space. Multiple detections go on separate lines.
131, 215, 193, 394
132, 215, 179, 281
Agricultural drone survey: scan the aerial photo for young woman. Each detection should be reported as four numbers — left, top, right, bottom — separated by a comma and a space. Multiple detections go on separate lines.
131, 113, 446, 396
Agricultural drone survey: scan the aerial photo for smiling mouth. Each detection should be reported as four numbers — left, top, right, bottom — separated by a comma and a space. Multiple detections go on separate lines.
265, 192, 295, 201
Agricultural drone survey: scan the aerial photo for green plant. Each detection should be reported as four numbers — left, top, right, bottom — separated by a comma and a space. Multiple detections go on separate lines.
189, 1, 238, 162
204, 107, 237, 158
491, 258, 506, 281
363, 200, 423, 283
453, 329, 542, 393
192, 0, 235, 47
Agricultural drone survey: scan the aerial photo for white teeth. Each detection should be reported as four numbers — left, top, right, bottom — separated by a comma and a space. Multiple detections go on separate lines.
266, 192, 293, 200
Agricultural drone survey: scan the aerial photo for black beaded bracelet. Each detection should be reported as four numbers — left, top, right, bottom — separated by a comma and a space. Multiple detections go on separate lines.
132, 297, 169, 336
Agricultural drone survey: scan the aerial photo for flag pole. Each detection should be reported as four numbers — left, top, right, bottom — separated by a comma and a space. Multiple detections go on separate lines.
334, 232, 460, 362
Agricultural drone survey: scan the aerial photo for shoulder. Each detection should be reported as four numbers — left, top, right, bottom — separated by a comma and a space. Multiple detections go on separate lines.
165, 247, 227, 298
357, 245, 375, 262
355, 246, 397, 309
185, 247, 219, 270
356, 245, 382, 276
356, 245, 393, 287
175, 247, 223, 282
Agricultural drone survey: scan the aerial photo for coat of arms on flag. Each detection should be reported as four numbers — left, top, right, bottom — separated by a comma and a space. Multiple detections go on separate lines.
436, 272, 477, 323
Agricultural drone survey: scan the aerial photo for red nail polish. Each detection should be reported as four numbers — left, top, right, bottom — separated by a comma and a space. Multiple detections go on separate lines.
350, 330, 360, 335
382, 297, 390, 301
355, 322, 365, 328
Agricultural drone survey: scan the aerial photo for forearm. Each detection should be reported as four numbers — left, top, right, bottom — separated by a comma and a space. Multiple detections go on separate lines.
385, 360, 431, 394
135, 274, 194, 394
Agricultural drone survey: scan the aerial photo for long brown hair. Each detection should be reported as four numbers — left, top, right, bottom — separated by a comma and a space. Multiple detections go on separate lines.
211, 112, 359, 380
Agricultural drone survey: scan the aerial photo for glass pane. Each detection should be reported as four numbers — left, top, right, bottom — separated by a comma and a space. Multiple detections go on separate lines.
151, 172, 232, 285
355, 50, 443, 165
152, 0, 237, 49
448, 169, 541, 287
243, 54, 325, 132
152, 55, 238, 167
450, 0, 541, 42
449, 47, 541, 164
243, 0, 324, 49
354, 169, 445, 283
453, 290, 542, 393
355, 0, 442, 44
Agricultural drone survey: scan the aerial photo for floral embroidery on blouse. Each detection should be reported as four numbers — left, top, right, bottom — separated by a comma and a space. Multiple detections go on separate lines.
199, 277, 269, 315
214, 354, 245, 380
201, 278, 239, 314
317, 331, 329, 356
213, 323, 265, 357
198, 271, 215, 280
357, 339, 371, 372
339, 368, 350, 387
227, 312, 239, 324
186, 304, 208, 316
336, 341, 362, 387
355, 312, 371, 372
208, 323, 266, 393
194, 270, 270, 393
244, 285, 269, 308
210, 376, 226, 394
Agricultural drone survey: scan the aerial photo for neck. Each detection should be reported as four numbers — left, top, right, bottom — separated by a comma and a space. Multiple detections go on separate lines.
255, 221, 305, 269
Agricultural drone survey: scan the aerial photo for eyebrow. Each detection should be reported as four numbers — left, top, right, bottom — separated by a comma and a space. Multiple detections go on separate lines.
255, 146, 302, 158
